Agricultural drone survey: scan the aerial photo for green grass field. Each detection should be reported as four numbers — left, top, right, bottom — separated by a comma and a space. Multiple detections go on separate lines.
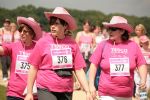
0, 63, 6, 100
0, 84, 6, 100
148, 89, 150, 99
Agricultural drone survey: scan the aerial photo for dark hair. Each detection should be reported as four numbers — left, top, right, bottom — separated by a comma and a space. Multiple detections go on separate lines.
121, 30, 129, 41
3, 18, 11, 24
18, 24, 36, 39
49, 16, 68, 26
90, 25, 96, 32
83, 19, 91, 26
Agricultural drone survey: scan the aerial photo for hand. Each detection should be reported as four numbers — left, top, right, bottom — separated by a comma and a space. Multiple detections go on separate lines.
139, 81, 146, 90
86, 92, 93, 100
74, 81, 81, 90
89, 84, 97, 99
24, 93, 33, 100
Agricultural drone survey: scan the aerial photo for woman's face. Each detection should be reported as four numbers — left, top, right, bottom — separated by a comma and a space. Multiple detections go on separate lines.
94, 26, 101, 34
50, 19, 66, 38
3, 22, 10, 30
20, 27, 34, 43
10, 23, 17, 32
107, 27, 123, 42
83, 22, 90, 32
135, 26, 144, 36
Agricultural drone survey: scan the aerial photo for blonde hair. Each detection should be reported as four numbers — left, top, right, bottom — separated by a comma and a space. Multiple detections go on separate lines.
10, 22, 17, 27
135, 24, 147, 34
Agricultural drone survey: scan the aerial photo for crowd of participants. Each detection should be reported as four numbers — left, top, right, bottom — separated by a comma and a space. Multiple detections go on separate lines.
0, 6, 149, 100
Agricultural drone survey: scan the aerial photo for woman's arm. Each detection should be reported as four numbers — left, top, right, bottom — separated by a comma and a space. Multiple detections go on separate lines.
0, 46, 5, 55
138, 64, 147, 89
91, 33, 96, 49
24, 65, 38, 100
89, 63, 97, 99
75, 69, 89, 92
75, 32, 81, 44
75, 68, 93, 100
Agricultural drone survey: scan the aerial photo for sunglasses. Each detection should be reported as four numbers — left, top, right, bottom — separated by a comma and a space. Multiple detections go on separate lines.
20, 29, 31, 34
107, 27, 122, 32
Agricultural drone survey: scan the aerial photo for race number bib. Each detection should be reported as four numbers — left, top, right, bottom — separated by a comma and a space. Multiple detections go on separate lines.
51, 45, 73, 69
15, 55, 30, 74
80, 43, 90, 52
109, 58, 130, 76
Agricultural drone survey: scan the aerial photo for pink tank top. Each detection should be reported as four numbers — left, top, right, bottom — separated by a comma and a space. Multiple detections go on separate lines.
1, 29, 13, 43
79, 32, 93, 54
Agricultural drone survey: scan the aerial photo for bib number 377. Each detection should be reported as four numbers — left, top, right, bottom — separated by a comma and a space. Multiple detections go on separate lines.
110, 58, 130, 76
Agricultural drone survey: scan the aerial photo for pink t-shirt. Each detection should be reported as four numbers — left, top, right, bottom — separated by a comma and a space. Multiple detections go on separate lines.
28, 34, 86, 92
2, 41, 36, 99
90, 40, 146, 97
141, 48, 150, 64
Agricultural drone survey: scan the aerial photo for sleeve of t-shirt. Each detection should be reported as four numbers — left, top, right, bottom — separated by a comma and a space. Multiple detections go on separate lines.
73, 44, 86, 70
2, 43, 12, 56
135, 43, 146, 67
89, 41, 106, 66
28, 42, 42, 69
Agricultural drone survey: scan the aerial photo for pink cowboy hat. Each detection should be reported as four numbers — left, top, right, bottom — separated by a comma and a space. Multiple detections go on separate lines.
103, 16, 133, 33
44, 7, 77, 31
17, 16, 42, 41
140, 35, 149, 43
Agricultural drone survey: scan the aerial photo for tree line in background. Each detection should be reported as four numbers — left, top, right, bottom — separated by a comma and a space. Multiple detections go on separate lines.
0, 5, 150, 37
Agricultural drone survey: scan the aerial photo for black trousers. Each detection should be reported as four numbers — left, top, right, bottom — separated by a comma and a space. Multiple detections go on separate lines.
7, 96, 38, 100
84, 59, 91, 73
37, 88, 72, 100
0, 56, 11, 78
7, 96, 23, 100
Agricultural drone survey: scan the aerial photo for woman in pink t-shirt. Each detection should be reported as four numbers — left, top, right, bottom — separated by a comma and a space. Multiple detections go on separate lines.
24, 7, 92, 100
139, 35, 150, 94
0, 17, 42, 100
89, 16, 147, 100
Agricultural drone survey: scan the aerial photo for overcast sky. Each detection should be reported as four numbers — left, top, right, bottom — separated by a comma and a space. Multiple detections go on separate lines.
0, 0, 150, 17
